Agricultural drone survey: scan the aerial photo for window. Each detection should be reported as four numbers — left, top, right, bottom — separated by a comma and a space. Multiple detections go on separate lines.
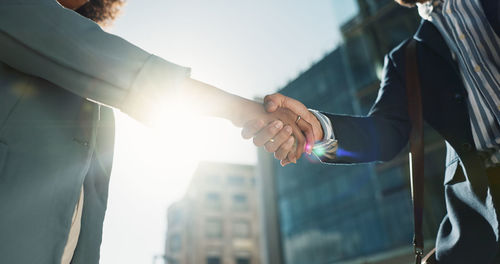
205, 219, 223, 238
168, 209, 183, 227
232, 194, 248, 211
227, 175, 245, 186
233, 220, 251, 238
236, 257, 251, 264
205, 174, 221, 184
169, 234, 181, 253
206, 257, 221, 264
205, 192, 222, 210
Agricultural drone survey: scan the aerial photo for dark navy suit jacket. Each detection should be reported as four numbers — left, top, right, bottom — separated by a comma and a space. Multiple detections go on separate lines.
320, 1, 500, 263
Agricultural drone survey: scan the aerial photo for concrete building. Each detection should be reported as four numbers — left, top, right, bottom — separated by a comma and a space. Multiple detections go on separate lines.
258, 1, 447, 264
165, 162, 261, 264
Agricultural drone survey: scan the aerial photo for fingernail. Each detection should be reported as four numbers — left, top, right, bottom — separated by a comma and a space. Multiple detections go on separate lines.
274, 120, 283, 129
266, 101, 276, 109
305, 144, 312, 154
285, 126, 292, 134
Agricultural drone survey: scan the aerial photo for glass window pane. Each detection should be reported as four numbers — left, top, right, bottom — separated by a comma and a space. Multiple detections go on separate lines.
232, 194, 248, 211
236, 257, 251, 264
206, 257, 221, 264
205, 192, 222, 210
205, 219, 223, 238
227, 175, 246, 186
169, 234, 181, 253
233, 220, 251, 238
205, 173, 221, 185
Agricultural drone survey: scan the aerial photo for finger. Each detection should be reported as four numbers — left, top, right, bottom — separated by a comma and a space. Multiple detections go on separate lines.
280, 154, 295, 166
274, 136, 295, 161
286, 151, 297, 165
253, 120, 283, 147
296, 118, 315, 154
290, 123, 305, 162
280, 159, 292, 167
263, 93, 285, 113
241, 119, 266, 139
271, 108, 305, 161
265, 93, 310, 118
264, 125, 293, 153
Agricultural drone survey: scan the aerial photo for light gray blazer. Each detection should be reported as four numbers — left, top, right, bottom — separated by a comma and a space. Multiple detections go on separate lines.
0, 0, 190, 263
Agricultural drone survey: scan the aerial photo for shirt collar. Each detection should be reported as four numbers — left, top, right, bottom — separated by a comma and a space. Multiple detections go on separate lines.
417, 0, 444, 21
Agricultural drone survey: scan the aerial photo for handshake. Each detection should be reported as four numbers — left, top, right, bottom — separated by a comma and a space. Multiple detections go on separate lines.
239, 93, 324, 166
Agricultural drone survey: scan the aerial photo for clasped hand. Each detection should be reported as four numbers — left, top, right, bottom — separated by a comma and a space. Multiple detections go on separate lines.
241, 93, 323, 166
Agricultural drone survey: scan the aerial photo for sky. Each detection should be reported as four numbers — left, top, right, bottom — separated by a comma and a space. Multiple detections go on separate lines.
99, 1, 341, 263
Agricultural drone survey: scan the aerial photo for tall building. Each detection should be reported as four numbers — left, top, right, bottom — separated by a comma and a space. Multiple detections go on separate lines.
258, 1, 447, 264
165, 162, 261, 264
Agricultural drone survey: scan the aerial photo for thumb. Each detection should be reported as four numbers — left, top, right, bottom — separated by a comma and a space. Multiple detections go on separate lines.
263, 93, 284, 112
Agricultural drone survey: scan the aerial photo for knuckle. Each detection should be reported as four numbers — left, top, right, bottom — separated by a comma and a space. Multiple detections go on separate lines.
296, 136, 304, 146
265, 93, 278, 102
276, 150, 287, 160
264, 144, 274, 153
267, 124, 278, 133
252, 119, 265, 130
241, 130, 250, 139
278, 133, 290, 143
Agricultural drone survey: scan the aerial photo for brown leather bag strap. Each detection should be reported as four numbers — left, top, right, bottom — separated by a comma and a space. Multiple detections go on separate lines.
405, 38, 425, 264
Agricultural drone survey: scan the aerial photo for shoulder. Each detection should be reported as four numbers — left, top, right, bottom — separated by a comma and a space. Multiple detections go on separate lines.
386, 38, 412, 69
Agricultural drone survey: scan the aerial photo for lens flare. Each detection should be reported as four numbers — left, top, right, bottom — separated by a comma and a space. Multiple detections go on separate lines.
312, 145, 326, 157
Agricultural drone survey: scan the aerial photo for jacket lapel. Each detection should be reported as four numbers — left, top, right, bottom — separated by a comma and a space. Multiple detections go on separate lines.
413, 20, 458, 72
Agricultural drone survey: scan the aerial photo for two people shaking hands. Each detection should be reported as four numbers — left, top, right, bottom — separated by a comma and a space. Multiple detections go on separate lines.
240, 93, 325, 166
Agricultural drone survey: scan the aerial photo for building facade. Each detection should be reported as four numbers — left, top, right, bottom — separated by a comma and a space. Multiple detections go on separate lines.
165, 162, 261, 264
258, 1, 447, 264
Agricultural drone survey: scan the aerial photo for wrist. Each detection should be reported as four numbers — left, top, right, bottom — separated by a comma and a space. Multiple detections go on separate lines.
307, 111, 324, 141
230, 98, 266, 127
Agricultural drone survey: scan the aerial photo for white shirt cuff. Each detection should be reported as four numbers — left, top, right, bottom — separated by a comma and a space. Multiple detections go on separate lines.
309, 109, 335, 141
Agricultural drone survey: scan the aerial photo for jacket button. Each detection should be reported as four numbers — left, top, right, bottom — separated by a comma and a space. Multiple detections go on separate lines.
462, 143, 473, 152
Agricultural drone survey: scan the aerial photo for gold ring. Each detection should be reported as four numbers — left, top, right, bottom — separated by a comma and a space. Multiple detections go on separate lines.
295, 115, 301, 123
269, 138, 275, 143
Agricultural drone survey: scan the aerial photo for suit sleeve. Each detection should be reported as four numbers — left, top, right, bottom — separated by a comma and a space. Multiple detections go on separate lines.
0, 0, 190, 123
319, 54, 411, 164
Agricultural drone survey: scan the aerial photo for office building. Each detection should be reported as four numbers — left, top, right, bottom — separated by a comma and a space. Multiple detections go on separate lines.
165, 162, 261, 264
257, 1, 447, 264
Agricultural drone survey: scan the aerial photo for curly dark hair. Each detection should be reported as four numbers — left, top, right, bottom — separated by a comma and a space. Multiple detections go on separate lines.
76, 0, 126, 25
394, 0, 430, 7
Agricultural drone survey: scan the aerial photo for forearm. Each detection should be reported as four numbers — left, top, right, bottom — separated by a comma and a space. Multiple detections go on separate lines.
319, 113, 410, 163
182, 78, 265, 127
0, 0, 189, 124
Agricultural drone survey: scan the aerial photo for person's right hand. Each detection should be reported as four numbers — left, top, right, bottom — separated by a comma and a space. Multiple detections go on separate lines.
263, 93, 323, 141
242, 93, 323, 166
